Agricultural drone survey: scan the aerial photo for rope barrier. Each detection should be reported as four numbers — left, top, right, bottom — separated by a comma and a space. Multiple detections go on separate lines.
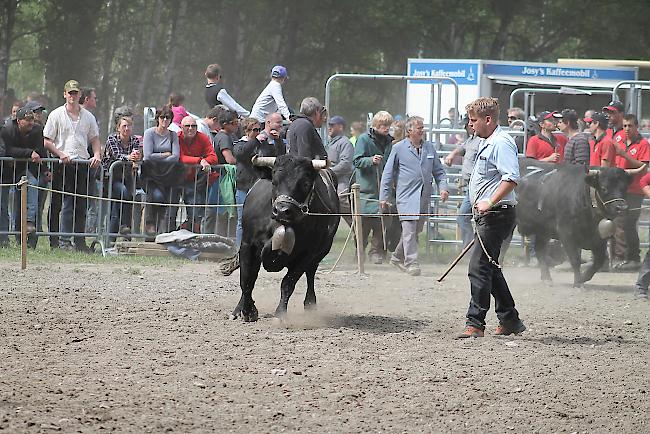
27, 184, 242, 208
307, 211, 475, 217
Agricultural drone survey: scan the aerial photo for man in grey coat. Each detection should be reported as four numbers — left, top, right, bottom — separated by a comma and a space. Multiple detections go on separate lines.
326, 115, 354, 226
380, 116, 449, 276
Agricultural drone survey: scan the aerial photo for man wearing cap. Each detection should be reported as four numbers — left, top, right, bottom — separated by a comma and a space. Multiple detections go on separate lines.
380, 116, 449, 276
525, 111, 565, 163
250, 65, 291, 123
286, 96, 327, 160
0, 107, 49, 247
586, 112, 617, 167
326, 115, 354, 227
23, 100, 46, 125
603, 100, 626, 146
560, 109, 590, 166
611, 114, 650, 271
43, 80, 101, 252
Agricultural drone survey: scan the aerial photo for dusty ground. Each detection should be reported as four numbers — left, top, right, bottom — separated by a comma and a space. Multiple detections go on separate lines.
0, 255, 648, 433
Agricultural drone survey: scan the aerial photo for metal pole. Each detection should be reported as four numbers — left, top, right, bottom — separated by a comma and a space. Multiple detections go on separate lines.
19, 176, 27, 270
436, 82, 443, 146
351, 183, 365, 275
429, 83, 435, 142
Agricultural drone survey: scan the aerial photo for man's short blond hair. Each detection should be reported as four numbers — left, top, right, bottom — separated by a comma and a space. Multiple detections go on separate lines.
371, 110, 393, 129
466, 97, 500, 119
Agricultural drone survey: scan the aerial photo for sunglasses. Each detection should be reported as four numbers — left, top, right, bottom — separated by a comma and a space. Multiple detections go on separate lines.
507, 116, 518, 120
159, 115, 171, 120
183, 124, 198, 128
250, 127, 261, 133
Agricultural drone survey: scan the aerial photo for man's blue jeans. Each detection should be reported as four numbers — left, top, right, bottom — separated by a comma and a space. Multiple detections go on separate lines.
235, 189, 247, 248
457, 192, 474, 248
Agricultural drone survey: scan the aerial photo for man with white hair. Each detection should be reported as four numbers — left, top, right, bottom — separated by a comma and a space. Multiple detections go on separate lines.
380, 116, 449, 276
286, 96, 327, 160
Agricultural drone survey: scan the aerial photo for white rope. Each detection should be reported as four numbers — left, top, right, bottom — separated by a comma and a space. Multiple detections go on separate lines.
27, 184, 242, 208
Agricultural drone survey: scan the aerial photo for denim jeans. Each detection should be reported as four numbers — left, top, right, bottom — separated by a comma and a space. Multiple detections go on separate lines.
109, 180, 133, 239
634, 249, 650, 292
56, 164, 89, 247
457, 192, 474, 248
466, 207, 521, 329
235, 189, 247, 248
0, 186, 9, 244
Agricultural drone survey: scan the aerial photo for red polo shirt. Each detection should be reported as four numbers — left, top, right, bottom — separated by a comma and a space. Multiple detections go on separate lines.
589, 134, 617, 166
639, 172, 650, 190
606, 127, 626, 147
615, 135, 650, 194
526, 133, 566, 162
178, 131, 219, 183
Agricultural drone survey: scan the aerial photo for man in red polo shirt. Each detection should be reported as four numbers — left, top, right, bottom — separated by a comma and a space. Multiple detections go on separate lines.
525, 110, 567, 163
172, 115, 218, 232
603, 100, 626, 146
612, 114, 649, 271
586, 112, 617, 167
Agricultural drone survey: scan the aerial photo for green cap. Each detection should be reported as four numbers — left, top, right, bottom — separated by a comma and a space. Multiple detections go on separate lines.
64, 80, 80, 93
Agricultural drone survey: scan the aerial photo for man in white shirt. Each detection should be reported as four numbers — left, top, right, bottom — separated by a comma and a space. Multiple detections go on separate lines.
44, 80, 101, 252
250, 65, 291, 122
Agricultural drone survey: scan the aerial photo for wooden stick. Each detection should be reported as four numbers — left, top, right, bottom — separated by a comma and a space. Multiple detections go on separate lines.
19, 176, 27, 270
351, 183, 365, 275
436, 239, 475, 282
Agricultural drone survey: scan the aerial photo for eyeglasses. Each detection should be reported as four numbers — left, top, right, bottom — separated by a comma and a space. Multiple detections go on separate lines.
250, 127, 261, 133
159, 115, 171, 120
507, 116, 518, 121
183, 124, 198, 128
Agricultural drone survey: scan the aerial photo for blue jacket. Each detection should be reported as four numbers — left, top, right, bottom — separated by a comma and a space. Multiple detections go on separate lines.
379, 138, 448, 221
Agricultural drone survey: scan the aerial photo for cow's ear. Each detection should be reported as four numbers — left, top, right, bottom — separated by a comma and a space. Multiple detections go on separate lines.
585, 171, 599, 188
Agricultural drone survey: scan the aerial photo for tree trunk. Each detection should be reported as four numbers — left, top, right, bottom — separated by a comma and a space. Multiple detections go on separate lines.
163, 0, 187, 97
98, 0, 121, 137
0, 0, 17, 108
135, 0, 163, 105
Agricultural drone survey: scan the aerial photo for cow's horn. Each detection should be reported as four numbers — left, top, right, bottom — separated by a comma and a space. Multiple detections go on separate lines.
312, 159, 329, 170
252, 155, 276, 167
624, 163, 647, 175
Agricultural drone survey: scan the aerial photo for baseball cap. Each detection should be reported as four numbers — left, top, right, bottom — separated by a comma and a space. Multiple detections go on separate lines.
584, 111, 608, 126
15, 107, 34, 120
328, 115, 346, 126
560, 109, 578, 123
537, 111, 562, 121
24, 100, 44, 111
271, 65, 288, 79
64, 80, 81, 93
603, 100, 624, 113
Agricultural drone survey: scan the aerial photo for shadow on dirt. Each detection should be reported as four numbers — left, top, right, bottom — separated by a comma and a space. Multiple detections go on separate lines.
524, 335, 638, 346
326, 314, 429, 334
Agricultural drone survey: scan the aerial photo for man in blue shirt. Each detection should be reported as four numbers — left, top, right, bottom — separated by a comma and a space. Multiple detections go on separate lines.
458, 97, 526, 339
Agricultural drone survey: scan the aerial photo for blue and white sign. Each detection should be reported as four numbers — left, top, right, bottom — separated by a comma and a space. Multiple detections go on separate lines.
408, 62, 479, 85
483, 63, 636, 81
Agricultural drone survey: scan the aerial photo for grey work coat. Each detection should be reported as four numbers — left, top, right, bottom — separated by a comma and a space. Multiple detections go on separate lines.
379, 138, 449, 221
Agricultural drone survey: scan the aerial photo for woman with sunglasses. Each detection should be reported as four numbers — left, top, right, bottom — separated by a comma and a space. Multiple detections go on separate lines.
142, 105, 180, 236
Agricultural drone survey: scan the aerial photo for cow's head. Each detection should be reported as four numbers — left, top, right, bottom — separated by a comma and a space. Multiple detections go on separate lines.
252, 154, 328, 224
585, 165, 646, 216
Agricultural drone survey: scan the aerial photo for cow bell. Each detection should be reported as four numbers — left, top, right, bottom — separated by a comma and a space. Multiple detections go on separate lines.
598, 218, 615, 239
271, 224, 296, 254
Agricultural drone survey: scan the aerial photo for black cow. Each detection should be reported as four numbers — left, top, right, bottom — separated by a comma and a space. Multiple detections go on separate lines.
516, 159, 643, 286
229, 154, 339, 321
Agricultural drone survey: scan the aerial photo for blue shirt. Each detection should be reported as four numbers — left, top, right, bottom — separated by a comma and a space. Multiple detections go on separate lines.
469, 126, 519, 206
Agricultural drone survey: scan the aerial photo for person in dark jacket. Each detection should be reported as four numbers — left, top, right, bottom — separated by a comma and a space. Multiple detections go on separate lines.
1, 107, 49, 247
286, 97, 327, 160
326, 115, 354, 227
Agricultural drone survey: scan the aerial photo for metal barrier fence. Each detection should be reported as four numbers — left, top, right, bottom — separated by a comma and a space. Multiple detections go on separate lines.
0, 157, 239, 254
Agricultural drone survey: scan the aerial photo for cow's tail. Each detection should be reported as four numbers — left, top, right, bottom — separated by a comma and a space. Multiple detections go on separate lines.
219, 252, 240, 276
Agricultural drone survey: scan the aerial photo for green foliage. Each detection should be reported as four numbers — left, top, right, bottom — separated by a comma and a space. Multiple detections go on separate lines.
2, 0, 650, 129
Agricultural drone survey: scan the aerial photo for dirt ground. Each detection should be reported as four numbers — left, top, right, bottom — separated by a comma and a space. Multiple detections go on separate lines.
0, 254, 648, 433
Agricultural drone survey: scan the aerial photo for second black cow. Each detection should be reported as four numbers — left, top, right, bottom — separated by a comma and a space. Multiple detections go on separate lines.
516, 160, 644, 286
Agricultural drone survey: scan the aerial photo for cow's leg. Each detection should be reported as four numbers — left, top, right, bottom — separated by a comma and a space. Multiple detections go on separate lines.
560, 236, 583, 287
580, 241, 606, 285
275, 268, 303, 318
535, 236, 552, 282
303, 263, 318, 310
231, 244, 261, 322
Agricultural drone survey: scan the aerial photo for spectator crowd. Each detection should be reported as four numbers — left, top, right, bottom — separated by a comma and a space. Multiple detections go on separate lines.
0, 62, 649, 284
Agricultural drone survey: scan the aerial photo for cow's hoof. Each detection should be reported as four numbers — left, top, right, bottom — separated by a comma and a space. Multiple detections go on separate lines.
229, 313, 238, 320
304, 302, 317, 311
242, 306, 259, 322
573, 282, 584, 288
